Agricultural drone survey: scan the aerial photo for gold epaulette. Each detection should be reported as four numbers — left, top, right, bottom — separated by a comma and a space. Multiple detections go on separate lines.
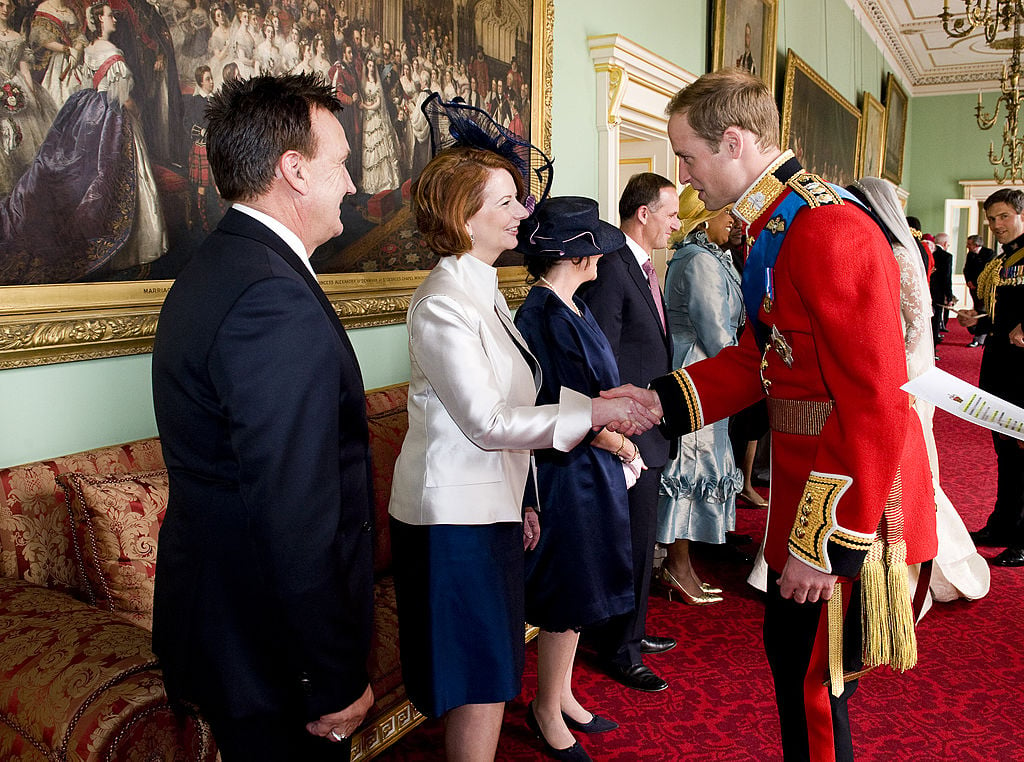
787, 173, 844, 208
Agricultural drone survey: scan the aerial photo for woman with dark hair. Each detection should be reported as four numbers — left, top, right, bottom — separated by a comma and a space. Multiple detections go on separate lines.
389, 138, 657, 760
513, 196, 637, 761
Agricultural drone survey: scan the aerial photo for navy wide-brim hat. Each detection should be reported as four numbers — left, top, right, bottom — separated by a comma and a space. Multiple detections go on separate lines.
516, 196, 626, 259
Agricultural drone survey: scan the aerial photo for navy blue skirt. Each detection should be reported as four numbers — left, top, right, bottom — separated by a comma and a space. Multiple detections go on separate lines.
390, 519, 524, 718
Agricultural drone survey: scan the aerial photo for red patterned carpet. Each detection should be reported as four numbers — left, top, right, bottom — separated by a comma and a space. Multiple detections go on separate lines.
379, 321, 1020, 761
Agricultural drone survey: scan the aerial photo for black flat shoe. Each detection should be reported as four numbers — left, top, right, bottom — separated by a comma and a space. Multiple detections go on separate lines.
608, 663, 668, 692
561, 711, 618, 733
526, 703, 592, 761
991, 547, 1024, 567
640, 635, 677, 654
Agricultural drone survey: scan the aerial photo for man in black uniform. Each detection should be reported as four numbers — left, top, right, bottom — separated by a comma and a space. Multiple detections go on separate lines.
959, 188, 1024, 567
964, 234, 995, 347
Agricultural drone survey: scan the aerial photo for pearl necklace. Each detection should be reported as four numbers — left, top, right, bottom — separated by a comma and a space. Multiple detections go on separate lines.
537, 275, 582, 317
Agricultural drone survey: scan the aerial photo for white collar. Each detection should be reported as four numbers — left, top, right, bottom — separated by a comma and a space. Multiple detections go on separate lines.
623, 232, 651, 270
232, 203, 316, 278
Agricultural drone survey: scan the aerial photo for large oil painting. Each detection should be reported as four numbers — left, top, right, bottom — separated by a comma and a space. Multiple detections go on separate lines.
0, 0, 552, 367
857, 90, 884, 179
710, 0, 777, 93
882, 72, 908, 185
780, 50, 861, 188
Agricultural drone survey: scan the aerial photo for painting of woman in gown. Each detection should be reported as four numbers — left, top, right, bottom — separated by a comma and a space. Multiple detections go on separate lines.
29, 0, 86, 108
359, 59, 401, 195
0, 1, 167, 285
0, 0, 57, 191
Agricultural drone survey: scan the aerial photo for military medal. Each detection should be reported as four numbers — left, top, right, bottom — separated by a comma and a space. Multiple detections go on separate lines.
769, 324, 794, 368
762, 268, 774, 313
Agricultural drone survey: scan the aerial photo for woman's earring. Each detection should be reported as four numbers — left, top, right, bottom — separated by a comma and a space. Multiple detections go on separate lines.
470, 232, 475, 245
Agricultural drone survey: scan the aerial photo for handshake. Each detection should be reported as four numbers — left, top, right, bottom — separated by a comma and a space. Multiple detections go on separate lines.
591, 384, 663, 436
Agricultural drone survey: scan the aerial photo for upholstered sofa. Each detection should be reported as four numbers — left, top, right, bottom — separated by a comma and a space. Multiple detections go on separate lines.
0, 383, 422, 761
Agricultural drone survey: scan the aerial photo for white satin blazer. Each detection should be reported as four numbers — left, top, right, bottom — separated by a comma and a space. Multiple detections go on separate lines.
388, 253, 592, 526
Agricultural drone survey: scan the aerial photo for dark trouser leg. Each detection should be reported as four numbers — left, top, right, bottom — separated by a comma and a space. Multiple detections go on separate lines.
987, 431, 1024, 545
593, 465, 661, 668
204, 709, 352, 762
763, 571, 859, 762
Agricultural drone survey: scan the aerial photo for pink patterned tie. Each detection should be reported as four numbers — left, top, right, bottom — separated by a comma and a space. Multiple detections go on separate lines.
642, 259, 666, 333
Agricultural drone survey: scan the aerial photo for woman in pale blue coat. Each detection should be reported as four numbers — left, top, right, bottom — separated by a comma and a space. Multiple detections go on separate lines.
655, 187, 744, 604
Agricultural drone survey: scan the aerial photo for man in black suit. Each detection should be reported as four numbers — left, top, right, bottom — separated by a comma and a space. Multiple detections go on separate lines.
581, 172, 680, 692
964, 234, 995, 347
930, 232, 956, 345
151, 74, 374, 760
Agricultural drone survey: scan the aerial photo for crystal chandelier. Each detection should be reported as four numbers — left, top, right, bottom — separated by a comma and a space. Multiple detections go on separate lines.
941, 1, 1024, 183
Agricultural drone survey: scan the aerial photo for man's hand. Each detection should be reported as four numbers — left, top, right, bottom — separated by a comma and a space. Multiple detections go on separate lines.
306, 683, 374, 742
957, 308, 980, 328
777, 556, 837, 604
523, 508, 540, 550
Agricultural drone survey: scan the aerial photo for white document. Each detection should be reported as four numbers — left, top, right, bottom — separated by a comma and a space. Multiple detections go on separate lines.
902, 367, 1024, 441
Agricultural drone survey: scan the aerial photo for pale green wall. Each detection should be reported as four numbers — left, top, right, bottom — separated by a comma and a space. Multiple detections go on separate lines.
905, 92, 1000, 234
0, 0, 999, 467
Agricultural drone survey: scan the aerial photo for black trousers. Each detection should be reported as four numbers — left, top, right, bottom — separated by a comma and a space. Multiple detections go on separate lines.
591, 465, 662, 668
204, 708, 352, 762
763, 571, 861, 762
985, 430, 1024, 547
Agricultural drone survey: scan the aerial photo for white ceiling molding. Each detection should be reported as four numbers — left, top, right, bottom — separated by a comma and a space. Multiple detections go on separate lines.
849, 0, 1012, 96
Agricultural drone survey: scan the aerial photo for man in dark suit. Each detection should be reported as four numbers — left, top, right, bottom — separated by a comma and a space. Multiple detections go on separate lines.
964, 234, 995, 347
929, 232, 956, 345
581, 172, 680, 692
151, 74, 374, 760
959, 188, 1024, 567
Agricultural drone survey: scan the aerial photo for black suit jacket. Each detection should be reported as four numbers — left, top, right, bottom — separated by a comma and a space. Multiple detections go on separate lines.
151, 209, 374, 720
929, 245, 955, 305
581, 244, 673, 467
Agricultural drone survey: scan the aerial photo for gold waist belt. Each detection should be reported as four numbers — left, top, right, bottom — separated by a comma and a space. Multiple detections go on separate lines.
767, 398, 834, 436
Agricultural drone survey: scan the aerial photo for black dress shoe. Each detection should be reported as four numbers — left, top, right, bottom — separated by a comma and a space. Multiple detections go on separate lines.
561, 711, 618, 734
967, 339, 982, 347
970, 528, 1004, 547
991, 547, 1024, 567
608, 663, 668, 692
640, 635, 676, 654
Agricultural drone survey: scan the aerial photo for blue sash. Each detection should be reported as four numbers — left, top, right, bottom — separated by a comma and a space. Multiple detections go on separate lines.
741, 177, 872, 347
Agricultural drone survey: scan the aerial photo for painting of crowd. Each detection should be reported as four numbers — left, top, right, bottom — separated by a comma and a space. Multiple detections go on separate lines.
0, 0, 534, 284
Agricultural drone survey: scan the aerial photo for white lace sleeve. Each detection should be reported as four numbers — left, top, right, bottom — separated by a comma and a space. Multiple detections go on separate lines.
893, 242, 934, 379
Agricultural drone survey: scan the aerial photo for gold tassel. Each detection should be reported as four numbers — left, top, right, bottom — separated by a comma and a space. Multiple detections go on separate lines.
884, 540, 918, 671
827, 586, 845, 698
860, 538, 890, 668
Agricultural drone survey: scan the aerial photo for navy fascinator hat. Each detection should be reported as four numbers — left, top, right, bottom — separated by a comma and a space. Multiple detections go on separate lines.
516, 196, 626, 259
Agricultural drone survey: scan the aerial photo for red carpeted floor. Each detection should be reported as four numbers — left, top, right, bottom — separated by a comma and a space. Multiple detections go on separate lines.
378, 321, 1021, 761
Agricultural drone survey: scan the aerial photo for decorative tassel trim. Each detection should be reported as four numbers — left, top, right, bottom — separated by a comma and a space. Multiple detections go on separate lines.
885, 540, 918, 672
861, 538, 890, 668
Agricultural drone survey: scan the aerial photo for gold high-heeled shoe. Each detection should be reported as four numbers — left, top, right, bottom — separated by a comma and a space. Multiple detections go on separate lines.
657, 567, 723, 605
701, 582, 724, 595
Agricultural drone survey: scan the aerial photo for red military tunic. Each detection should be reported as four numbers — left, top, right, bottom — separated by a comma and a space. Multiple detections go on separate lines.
653, 154, 937, 579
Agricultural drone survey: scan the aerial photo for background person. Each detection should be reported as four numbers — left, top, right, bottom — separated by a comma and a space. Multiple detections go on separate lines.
656, 187, 743, 606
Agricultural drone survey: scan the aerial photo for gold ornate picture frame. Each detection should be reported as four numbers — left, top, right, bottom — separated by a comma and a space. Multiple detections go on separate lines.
857, 91, 885, 179
0, 0, 552, 369
780, 50, 861, 188
882, 72, 909, 185
711, 0, 778, 93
